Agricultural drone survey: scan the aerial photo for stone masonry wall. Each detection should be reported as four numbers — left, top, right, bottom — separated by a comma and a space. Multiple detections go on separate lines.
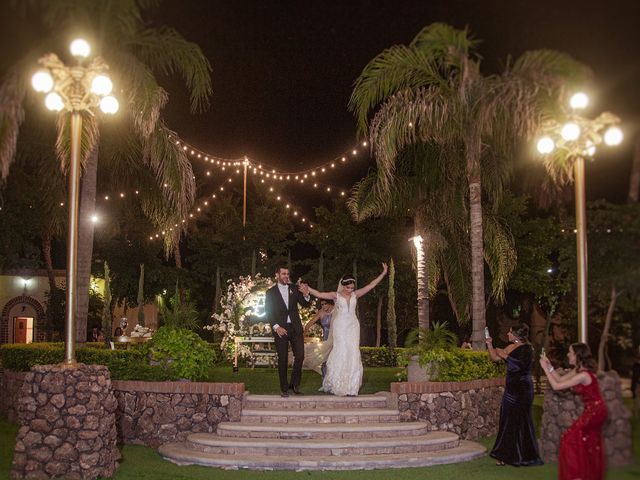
1, 369, 26, 422
112, 380, 244, 447
1, 370, 245, 449
11, 364, 119, 479
539, 370, 632, 467
391, 378, 505, 440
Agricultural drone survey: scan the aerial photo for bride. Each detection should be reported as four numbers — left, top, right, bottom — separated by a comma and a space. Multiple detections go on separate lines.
306, 263, 388, 396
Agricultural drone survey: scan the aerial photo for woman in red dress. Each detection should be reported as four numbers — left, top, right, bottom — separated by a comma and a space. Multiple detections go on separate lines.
539, 342, 608, 480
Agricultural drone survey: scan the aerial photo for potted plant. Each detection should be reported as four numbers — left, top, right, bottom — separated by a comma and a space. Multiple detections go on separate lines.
403, 321, 458, 382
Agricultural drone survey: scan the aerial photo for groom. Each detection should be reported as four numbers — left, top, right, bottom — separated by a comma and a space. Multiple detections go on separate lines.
265, 266, 311, 397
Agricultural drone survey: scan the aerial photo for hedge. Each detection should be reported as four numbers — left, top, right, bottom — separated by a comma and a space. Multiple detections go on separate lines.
416, 348, 506, 382
0, 343, 173, 381
360, 346, 406, 367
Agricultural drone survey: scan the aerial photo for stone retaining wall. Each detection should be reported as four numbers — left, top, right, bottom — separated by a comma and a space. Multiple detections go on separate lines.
539, 370, 632, 467
1, 370, 244, 448
391, 378, 505, 440
112, 380, 244, 447
12, 364, 119, 479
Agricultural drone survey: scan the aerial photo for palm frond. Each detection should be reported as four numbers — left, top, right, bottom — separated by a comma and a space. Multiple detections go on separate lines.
482, 213, 517, 303
110, 50, 168, 139
439, 235, 471, 324
0, 64, 28, 180
129, 27, 213, 113
55, 110, 100, 174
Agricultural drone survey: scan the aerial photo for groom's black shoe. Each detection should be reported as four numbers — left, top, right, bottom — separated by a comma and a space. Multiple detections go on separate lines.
289, 385, 301, 395
280, 390, 289, 397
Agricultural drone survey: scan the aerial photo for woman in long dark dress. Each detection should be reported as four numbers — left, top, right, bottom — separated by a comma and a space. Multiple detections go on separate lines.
486, 323, 543, 467
540, 342, 608, 480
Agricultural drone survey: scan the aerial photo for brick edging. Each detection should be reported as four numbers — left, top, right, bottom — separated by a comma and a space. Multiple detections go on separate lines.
111, 380, 244, 395
390, 377, 505, 394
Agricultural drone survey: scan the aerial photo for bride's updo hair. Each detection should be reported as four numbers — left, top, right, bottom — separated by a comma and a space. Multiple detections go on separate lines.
340, 275, 356, 286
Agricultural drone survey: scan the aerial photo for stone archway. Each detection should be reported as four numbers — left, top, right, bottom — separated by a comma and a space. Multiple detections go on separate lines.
1, 295, 47, 344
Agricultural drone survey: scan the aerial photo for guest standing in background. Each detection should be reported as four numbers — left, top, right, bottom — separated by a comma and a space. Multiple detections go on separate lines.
486, 323, 543, 467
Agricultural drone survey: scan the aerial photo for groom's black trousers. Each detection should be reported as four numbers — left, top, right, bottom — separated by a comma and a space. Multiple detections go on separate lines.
273, 323, 304, 392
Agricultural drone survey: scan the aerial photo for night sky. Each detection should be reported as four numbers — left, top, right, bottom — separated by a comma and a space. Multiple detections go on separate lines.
1, 0, 639, 205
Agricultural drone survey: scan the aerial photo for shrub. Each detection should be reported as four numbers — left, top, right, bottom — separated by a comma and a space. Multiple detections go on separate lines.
360, 346, 406, 367
145, 327, 214, 381
416, 348, 505, 382
0, 343, 171, 381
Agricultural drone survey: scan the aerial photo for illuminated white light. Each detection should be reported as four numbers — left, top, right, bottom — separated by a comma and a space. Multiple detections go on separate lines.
352, 150, 357, 155
90, 75, 113, 95
31, 70, 54, 93
119, 193, 124, 198
584, 141, 596, 157
410, 235, 423, 249
183, 146, 187, 150
569, 92, 589, 110
70, 38, 91, 58
104, 195, 109, 200
91, 214, 99, 223
286, 204, 290, 209
604, 126, 623, 146
561, 123, 581, 141
45, 92, 64, 111
547, 268, 553, 273
362, 141, 368, 147
536, 137, 555, 154
276, 196, 281, 200
99, 95, 119, 114
341, 157, 346, 162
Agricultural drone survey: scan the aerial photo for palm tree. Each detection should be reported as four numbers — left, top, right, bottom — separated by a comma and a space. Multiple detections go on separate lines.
0, 0, 212, 341
350, 23, 587, 348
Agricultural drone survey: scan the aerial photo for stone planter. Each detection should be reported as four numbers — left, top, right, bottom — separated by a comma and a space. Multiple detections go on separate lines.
407, 355, 438, 382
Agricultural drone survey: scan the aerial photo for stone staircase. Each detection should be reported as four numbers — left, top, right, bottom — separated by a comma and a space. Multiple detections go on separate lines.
158, 393, 485, 471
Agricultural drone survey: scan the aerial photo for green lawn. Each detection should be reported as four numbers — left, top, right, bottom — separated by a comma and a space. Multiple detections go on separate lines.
209, 366, 405, 394
2, 368, 639, 479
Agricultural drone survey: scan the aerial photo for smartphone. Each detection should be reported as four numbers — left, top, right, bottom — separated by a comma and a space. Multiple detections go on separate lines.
541, 347, 546, 357
484, 327, 490, 339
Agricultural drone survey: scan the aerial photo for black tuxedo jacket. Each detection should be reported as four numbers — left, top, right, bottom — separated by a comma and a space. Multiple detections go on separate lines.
265, 283, 310, 334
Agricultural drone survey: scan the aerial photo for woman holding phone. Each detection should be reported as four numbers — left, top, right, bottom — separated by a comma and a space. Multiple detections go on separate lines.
486, 323, 543, 467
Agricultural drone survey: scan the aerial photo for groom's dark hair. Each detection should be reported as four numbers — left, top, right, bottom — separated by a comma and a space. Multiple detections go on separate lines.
275, 265, 289, 274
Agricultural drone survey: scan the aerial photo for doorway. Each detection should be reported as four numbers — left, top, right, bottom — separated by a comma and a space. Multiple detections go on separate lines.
13, 317, 34, 344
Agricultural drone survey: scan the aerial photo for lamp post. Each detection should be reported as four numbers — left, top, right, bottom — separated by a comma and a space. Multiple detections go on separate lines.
31, 38, 119, 366
536, 92, 622, 344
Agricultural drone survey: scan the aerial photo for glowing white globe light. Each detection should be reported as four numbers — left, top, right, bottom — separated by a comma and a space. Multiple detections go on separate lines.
44, 92, 64, 112
31, 70, 54, 93
70, 38, 91, 58
99, 95, 119, 114
603, 126, 623, 146
536, 136, 555, 154
561, 123, 581, 141
585, 145, 596, 157
90, 75, 113, 96
91, 214, 99, 223
569, 92, 589, 110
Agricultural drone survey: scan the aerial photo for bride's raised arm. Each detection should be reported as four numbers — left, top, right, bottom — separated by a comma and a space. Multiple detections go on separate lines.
355, 263, 388, 297
307, 286, 337, 301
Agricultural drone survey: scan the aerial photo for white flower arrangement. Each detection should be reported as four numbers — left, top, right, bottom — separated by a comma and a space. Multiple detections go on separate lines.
204, 274, 274, 360
130, 324, 153, 338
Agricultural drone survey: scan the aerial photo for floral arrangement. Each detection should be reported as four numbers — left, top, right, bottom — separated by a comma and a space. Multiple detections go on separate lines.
204, 274, 274, 360
130, 324, 153, 338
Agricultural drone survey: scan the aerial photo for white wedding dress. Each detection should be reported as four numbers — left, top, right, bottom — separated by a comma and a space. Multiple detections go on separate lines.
320, 293, 363, 396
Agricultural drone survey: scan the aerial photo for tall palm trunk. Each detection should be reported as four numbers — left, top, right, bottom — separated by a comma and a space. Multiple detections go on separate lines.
629, 134, 640, 203
213, 265, 221, 312
42, 227, 57, 335
414, 214, 429, 333
317, 250, 324, 291
174, 244, 183, 268
468, 167, 487, 350
375, 295, 383, 347
75, 147, 99, 343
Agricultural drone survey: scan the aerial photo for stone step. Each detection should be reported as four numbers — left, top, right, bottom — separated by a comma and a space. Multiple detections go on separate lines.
240, 408, 400, 424
158, 439, 486, 470
186, 431, 458, 456
216, 421, 430, 439
243, 393, 389, 410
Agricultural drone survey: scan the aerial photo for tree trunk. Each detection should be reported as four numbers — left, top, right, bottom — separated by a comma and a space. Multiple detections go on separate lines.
375, 295, 383, 347
213, 265, 221, 312
414, 214, 429, 333
468, 170, 486, 350
629, 134, 640, 203
137, 263, 145, 327
174, 244, 182, 268
317, 250, 324, 291
251, 249, 256, 276
386, 258, 397, 350
75, 147, 98, 343
42, 227, 57, 294
597, 284, 619, 372
42, 227, 57, 335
